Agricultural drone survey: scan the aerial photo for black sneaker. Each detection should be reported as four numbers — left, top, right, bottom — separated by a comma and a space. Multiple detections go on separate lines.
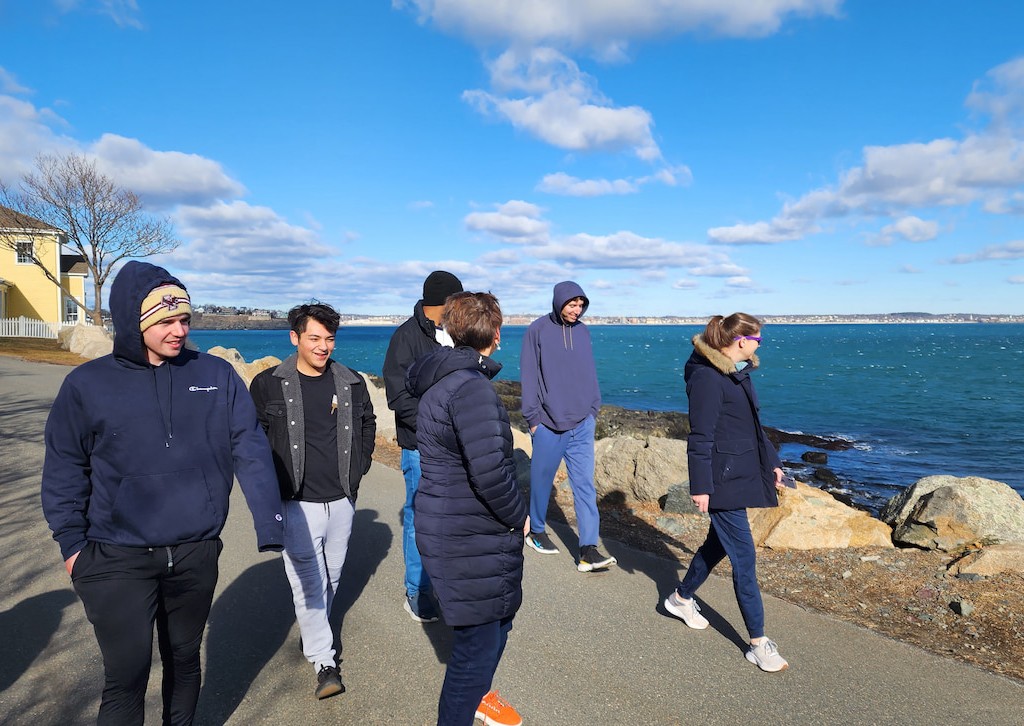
526, 531, 560, 555
577, 545, 617, 572
315, 665, 345, 700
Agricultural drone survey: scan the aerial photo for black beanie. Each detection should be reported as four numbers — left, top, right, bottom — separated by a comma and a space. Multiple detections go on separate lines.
422, 271, 463, 306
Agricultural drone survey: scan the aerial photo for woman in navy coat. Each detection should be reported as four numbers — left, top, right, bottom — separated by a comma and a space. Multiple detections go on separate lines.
662, 313, 790, 672
407, 292, 528, 725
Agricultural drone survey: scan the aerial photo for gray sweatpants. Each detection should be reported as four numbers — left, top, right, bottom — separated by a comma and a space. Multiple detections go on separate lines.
282, 498, 355, 672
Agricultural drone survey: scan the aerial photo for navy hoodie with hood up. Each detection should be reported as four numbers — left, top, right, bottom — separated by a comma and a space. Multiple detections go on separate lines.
41, 261, 284, 561
520, 280, 601, 432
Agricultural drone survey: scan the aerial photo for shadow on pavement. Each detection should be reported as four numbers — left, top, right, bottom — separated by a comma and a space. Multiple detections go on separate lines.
0, 589, 78, 693
197, 559, 293, 724
331, 508, 395, 661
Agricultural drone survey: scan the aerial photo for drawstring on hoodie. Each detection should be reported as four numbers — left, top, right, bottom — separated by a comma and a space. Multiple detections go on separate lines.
561, 322, 574, 350
151, 363, 174, 447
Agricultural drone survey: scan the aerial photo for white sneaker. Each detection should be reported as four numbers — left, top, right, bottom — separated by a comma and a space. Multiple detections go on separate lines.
746, 638, 789, 672
663, 592, 709, 629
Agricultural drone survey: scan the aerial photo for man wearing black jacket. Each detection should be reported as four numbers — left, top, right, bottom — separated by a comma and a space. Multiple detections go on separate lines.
250, 303, 376, 699
382, 270, 462, 623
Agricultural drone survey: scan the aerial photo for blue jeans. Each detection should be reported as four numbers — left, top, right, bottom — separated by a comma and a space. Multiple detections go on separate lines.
437, 617, 514, 726
677, 508, 765, 639
528, 415, 600, 547
401, 448, 431, 599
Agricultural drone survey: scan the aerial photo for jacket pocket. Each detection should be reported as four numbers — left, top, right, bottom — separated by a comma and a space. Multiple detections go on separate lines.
112, 468, 218, 543
714, 437, 756, 484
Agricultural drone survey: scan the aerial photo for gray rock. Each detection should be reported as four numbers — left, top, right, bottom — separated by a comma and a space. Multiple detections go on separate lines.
802, 451, 829, 465
949, 598, 975, 617
663, 483, 700, 515
594, 435, 688, 503
655, 515, 688, 537
881, 475, 1024, 552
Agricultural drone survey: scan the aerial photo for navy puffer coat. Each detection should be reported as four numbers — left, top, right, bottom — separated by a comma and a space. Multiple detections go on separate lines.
685, 335, 782, 511
407, 346, 527, 627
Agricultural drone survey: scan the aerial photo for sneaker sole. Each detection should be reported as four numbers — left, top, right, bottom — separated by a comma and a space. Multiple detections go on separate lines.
663, 596, 710, 630
316, 681, 345, 699
745, 651, 789, 672
576, 556, 617, 572
475, 712, 523, 726
526, 538, 560, 555
403, 599, 439, 623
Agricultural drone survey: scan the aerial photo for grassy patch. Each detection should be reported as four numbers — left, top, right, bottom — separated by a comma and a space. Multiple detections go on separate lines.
0, 337, 83, 366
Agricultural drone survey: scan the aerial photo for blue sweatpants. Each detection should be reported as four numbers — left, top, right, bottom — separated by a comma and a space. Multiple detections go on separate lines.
528, 415, 600, 547
676, 508, 765, 640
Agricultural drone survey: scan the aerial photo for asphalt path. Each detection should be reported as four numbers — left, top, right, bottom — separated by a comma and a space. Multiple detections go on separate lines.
1, 355, 1021, 725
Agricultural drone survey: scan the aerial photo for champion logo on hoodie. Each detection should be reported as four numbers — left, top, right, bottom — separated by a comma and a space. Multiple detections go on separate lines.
189, 385, 219, 392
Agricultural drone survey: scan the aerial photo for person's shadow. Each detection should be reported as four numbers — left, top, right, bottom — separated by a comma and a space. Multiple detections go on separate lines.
197, 507, 392, 724
0, 589, 78, 693
597, 492, 748, 652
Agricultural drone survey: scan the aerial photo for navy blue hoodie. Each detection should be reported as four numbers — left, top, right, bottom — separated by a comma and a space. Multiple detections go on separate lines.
520, 281, 601, 431
41, 261, 284, 560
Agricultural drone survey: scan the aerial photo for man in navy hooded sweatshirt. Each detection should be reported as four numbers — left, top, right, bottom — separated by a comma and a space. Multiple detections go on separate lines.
521, 281, 616, 572
41, 261, 284, 725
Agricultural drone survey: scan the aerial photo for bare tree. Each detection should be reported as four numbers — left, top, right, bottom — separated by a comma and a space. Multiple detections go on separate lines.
0, 152, 179, 324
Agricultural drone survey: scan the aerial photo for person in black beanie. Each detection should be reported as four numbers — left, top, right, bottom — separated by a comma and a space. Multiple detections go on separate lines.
383, 270, 463, 623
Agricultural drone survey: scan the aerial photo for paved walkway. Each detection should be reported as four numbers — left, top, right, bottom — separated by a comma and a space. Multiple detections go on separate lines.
1, 355, 1021, 725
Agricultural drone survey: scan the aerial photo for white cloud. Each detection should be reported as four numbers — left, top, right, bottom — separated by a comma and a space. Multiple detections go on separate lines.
672, 279, 699, 289
0, 68, 31, 95
537, 164, 691, 197
170, 201, 333, 275
708, 57, 1024, 245
88, 134, 245, 209
409, 200, 435, 210
56, 0, 144, 29
688, 262, 749, 277
867, 216, 940, 246
948, 240, 1024, 264
463, 48, 660, 160
532, 230, 737, 272
399, 0, 843, 53
0, 95, 77, 180
899, 265, 923, 274
1009, 275, 1024, 284
464, 200, 551, 243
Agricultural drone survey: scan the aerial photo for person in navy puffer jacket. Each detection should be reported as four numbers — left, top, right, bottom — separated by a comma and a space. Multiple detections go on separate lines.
406, 292, 528, 726
41, 261, 284, 725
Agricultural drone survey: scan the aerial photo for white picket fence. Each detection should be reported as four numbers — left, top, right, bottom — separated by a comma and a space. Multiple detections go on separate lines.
0, 316, 81, 339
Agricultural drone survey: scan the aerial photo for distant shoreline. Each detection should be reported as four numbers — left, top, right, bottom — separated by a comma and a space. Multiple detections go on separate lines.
191, 313, 1024, 330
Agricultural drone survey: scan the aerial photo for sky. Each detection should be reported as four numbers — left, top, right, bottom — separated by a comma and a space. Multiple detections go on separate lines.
1, 0, 1023, 316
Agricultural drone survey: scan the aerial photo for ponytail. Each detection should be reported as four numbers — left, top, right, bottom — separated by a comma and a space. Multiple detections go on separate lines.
700, 312, 761, 351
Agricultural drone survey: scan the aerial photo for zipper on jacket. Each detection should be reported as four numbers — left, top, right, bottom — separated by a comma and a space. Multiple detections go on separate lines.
165, 546, 174, 572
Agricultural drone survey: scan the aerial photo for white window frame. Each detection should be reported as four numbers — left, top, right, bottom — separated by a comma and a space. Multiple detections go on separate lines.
15, 239, 34, 264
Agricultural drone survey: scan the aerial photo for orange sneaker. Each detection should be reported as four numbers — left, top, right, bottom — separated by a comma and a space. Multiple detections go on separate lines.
475, 690, 522, 726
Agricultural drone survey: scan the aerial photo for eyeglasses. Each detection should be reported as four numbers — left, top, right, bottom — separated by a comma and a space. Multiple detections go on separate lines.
734, 335, 762, 342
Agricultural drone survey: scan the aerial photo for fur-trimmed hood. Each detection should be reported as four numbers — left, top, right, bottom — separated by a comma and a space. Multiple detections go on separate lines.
691, 334, 760, 375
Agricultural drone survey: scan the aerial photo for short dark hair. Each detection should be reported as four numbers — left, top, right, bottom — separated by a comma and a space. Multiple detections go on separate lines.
442, 292, 502, 351
287, 301, 340, 335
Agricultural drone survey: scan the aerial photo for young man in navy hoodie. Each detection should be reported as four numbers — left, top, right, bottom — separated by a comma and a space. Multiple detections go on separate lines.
41, 261, 284, 725
521, 281, 617, 572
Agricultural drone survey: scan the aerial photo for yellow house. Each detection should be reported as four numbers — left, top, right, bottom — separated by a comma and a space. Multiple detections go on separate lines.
0, 206, 88, 324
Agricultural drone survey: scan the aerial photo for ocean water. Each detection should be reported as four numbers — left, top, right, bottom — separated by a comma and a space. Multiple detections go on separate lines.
191, 323, 1024, 511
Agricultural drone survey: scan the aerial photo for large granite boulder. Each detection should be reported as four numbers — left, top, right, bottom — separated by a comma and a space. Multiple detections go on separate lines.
362, 373, 394, 443
58, 324, 112, 359
880, 475, 1024, 552
594, 435, 687, 503
749, 482, 894, 549
206, 346, 280, 387
948, 543, 1024, 576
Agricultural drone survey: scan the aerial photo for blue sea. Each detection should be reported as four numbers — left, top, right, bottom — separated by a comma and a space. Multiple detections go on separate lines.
191, 324, 1024, 512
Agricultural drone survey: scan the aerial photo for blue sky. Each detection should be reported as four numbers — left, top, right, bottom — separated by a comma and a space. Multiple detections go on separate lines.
2, 0, 1023, 316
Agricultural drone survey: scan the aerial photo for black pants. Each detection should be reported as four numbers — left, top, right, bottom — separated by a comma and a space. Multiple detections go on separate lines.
72, 540, 221, 726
